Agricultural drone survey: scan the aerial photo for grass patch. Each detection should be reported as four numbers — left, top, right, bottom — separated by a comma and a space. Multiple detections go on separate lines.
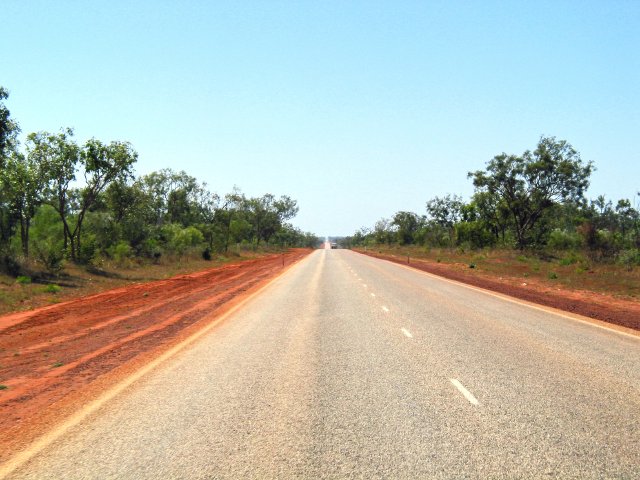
51, 362, 64, 368
41, 284, 62, 294
364, 245, 640, 300
0, 385, 8, 390
16, 275, 32, 285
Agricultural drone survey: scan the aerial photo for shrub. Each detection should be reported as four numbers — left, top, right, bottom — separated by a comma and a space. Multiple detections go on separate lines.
107, 241, 133, 266
559, 251, 585, 266
43, 284, 61, 293
77, 234, 98, 265
456, 221, 496, 249
33, 239, 65, 274
1, 252, 22, 276
548, 229, 583, 250
16, 275, 31, 285
548, 272, 558, 279
617, 249, 640, 270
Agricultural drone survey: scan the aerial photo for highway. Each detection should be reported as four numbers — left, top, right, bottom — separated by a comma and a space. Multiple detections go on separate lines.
5, 249, 640, 478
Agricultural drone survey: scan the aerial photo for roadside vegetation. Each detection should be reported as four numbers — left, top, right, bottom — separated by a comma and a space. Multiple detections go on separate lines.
342, 136, 640, 299
0, 86, 321, 312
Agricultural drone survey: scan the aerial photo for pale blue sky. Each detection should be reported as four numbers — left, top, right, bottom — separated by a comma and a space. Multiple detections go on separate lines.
3, 1, 639, 235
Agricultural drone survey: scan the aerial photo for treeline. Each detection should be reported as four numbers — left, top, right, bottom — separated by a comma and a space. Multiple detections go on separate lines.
345, 136, 640, 268
0, 87, 320, 275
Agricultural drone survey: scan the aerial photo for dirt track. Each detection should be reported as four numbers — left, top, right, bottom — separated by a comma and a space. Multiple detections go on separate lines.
357, 250, 640, 332
0, 249, 311, 461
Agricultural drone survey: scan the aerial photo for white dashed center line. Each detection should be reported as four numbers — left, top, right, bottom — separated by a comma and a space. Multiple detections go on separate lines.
382, 306, 390, 313
450, 379, 480, 406
401, 328, 413, 338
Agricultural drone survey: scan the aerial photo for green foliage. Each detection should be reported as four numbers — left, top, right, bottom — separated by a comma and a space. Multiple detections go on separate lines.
548, 229, 583, 250
469, 136, 593, 249
42, 284, 61, 293
456, 221, 496, 249
548, 272, 558, 279
617, 249, 640, 270
559, 251, 585, 266
162, 224, 204, 256
107, 240, 133, 266
16, 275, 31, 284
78, 234, 98, 265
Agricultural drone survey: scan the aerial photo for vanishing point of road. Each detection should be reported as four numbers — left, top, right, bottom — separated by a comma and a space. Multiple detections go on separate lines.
4, 249, 640, 478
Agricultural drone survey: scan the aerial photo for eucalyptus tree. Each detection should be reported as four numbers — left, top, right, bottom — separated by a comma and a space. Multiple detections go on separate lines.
0, 86, 21, 251
69, 139, 137, 261
3, 151, 46, 256
27, 129, 79, 253
469, 136, 593, 249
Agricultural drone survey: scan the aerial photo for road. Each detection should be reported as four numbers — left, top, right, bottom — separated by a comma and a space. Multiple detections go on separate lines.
4, 249, 640, 478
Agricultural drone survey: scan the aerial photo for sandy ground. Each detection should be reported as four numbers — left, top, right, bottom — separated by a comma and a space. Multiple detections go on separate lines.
0, 249, 311, 462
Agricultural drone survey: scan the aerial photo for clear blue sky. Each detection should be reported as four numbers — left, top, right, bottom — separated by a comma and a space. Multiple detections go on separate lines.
3, 0, 639, 236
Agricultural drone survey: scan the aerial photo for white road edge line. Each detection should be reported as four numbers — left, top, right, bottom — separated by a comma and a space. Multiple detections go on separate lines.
450, 378, 480, 406
365, 253, 640, 340
382, 306, 390, 312
401, 328, 413, 338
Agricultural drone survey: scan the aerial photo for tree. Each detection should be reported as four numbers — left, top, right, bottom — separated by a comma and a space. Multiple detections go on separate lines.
0, 87, 21, 254
28, 129, 79, 254
392, 211, 422, 245
0, 86, 20, 166
3, 151, 46, 256
247, 194, 299, 246
469, 136, 593, 249
69, 139, 137, 261
426, 194, 464, 246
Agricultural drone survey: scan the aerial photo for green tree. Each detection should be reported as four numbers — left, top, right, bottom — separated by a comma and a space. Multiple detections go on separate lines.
426, 194, 464, 246
69, 139, 137, 261
391, 211, 423, 245
0, 86, 20, 165
0, 86, 21, 254
27, 129, 79, 254
3, 151, 46, 256
469, 136, 593, 249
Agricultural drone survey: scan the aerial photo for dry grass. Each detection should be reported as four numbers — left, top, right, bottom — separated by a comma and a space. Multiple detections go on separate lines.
0, 249, 276, 316
368, 245, 640, 301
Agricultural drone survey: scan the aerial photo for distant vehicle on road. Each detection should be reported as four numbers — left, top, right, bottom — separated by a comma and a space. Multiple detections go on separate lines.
330, 242, 338, 249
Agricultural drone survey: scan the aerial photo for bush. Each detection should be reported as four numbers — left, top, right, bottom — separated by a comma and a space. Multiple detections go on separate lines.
16, 275, 32, 285
1, 252, 22, 276
162, 224, 204, 257
107, 241, 133, 266
456, 221, 496, 249
42, 284, 61, 293
559, 251, 585, 266
617, 249, 640, 270
548, 229, 583, 250
33, 239, 65, 274
77, 234, 98, 265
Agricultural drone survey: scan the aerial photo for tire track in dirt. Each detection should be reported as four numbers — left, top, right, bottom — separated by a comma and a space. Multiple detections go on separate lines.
0, 249, 311, 462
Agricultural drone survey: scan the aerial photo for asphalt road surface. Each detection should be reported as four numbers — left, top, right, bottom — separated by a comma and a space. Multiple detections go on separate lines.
5, 249, 640, 479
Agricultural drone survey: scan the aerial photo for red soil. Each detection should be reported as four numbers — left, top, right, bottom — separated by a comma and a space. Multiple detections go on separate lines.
0, 249, 311, 462
357, 250, 640, 332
